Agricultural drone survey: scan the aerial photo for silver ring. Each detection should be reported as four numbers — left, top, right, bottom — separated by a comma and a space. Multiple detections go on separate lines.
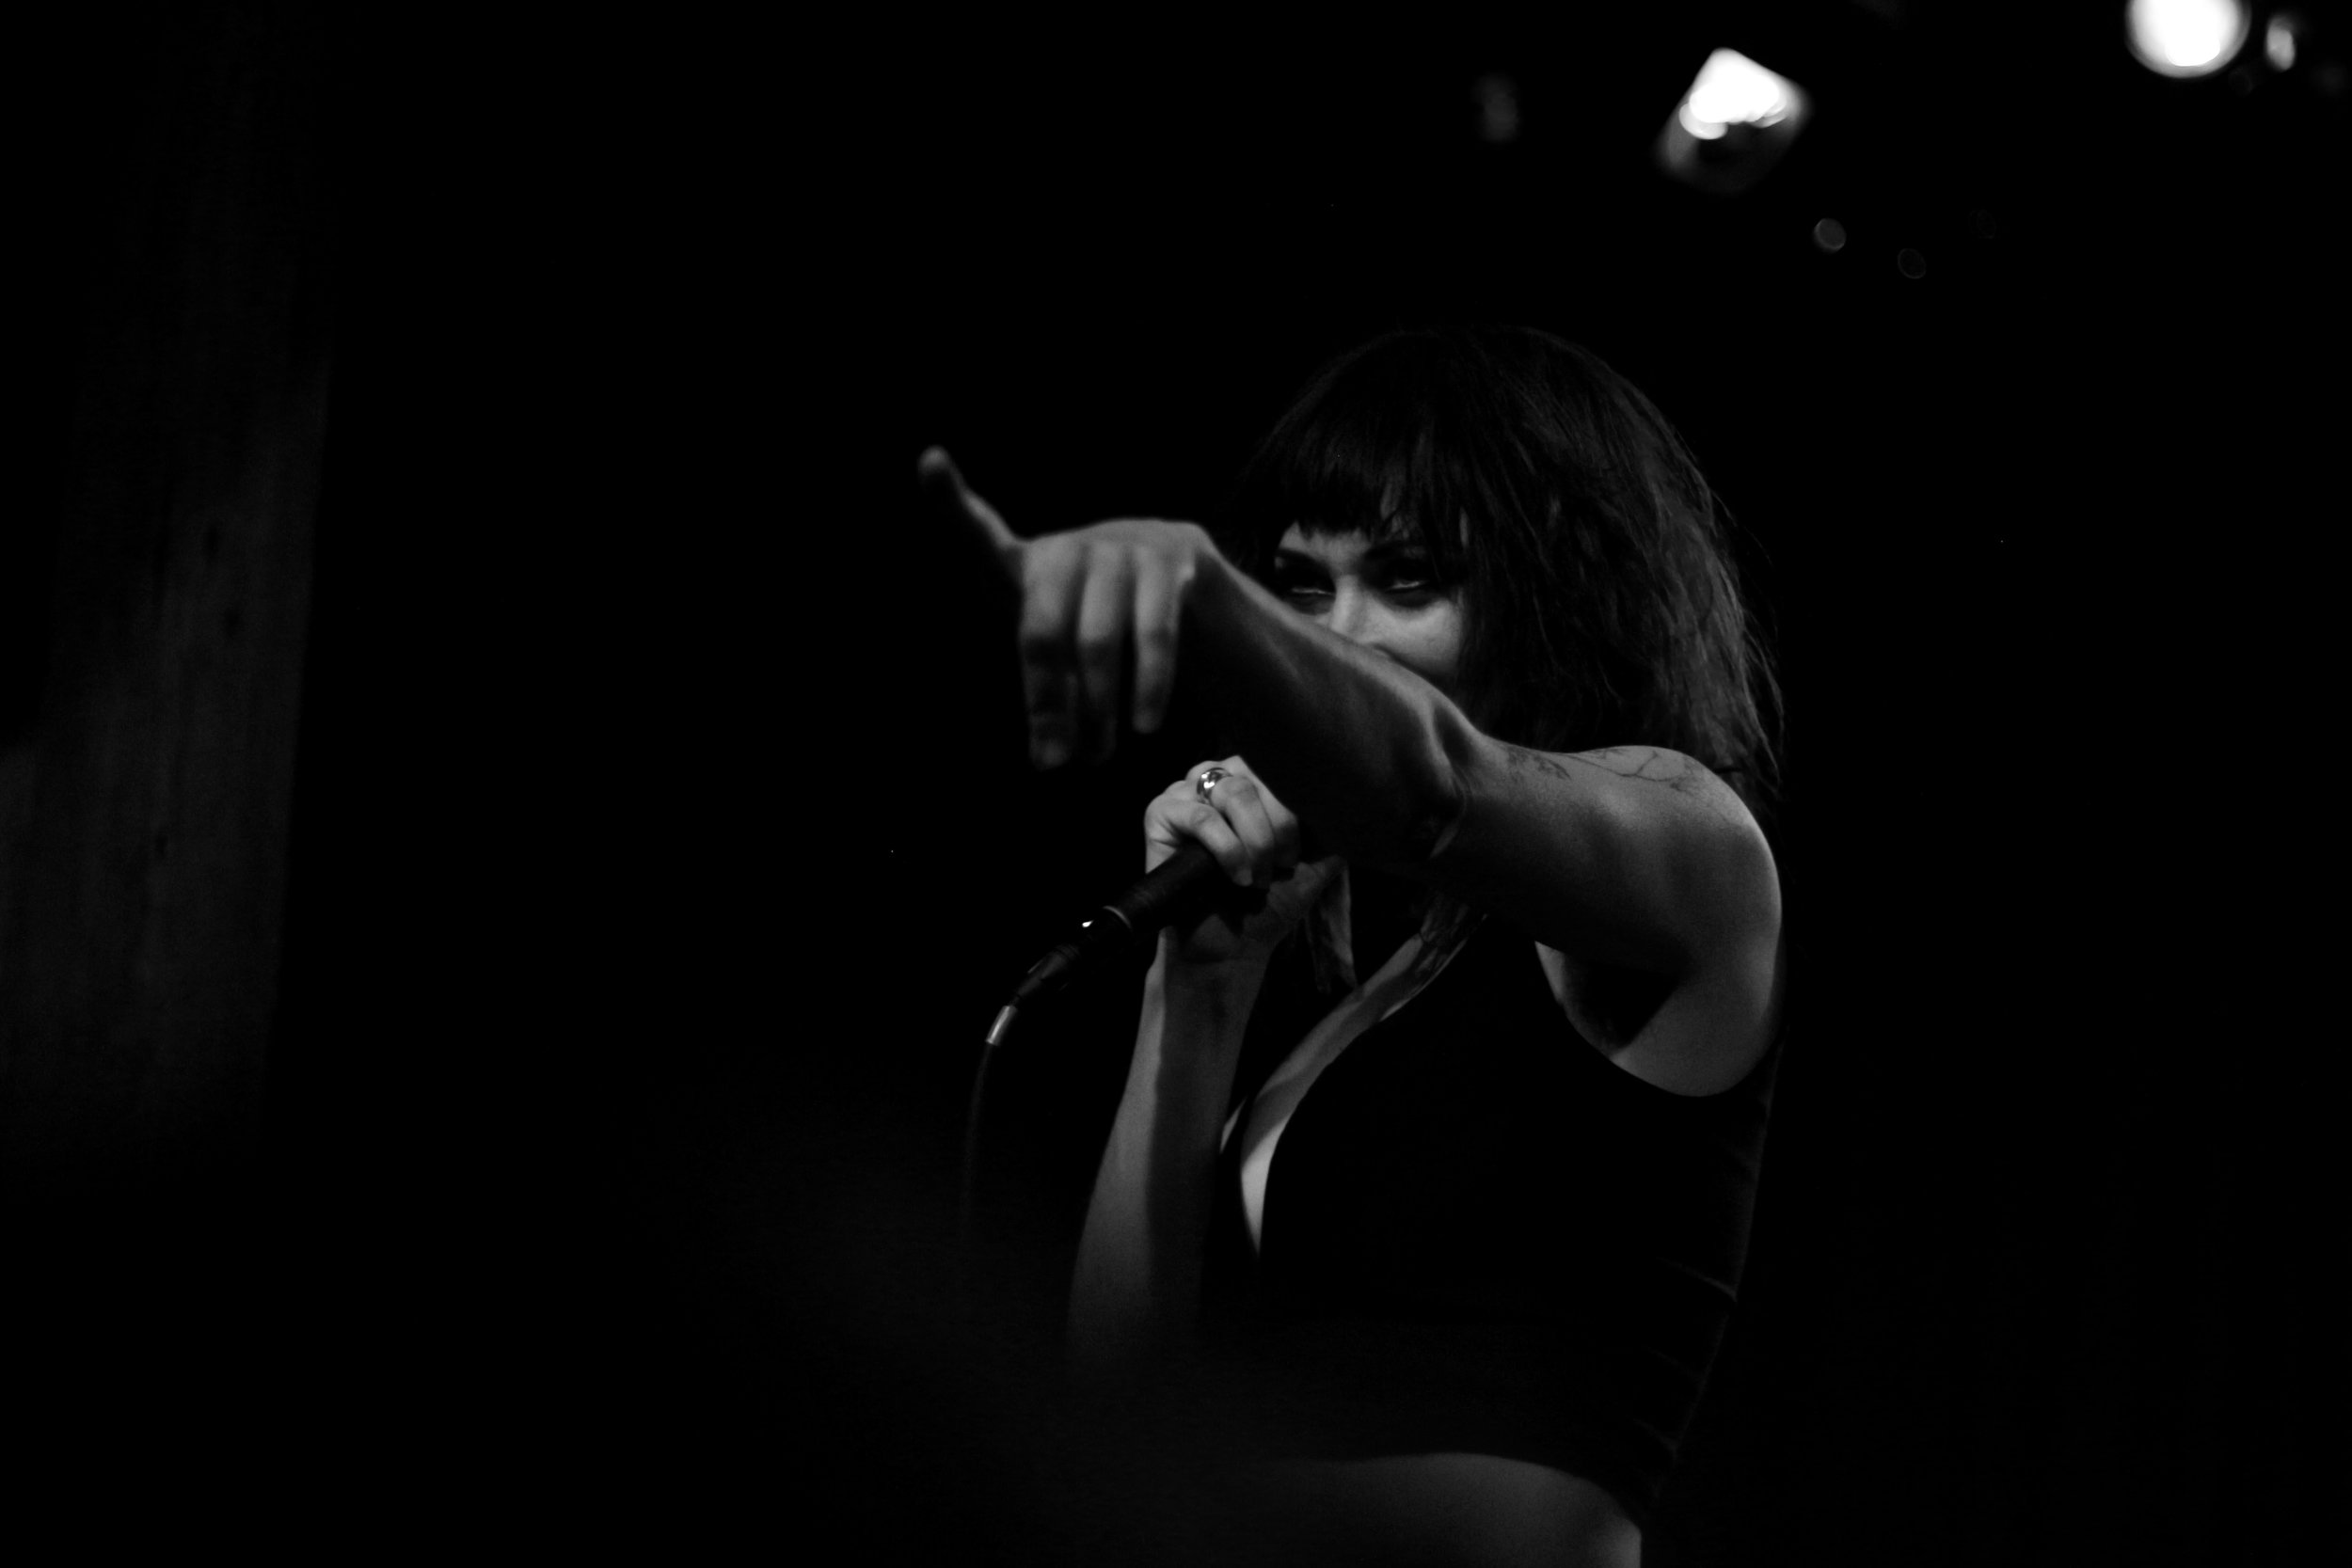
1195, 766, 1230, 804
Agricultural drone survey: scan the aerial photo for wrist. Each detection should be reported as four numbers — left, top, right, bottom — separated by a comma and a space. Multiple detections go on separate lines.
1141, 941, 1268, 1068
1153, 934, 1273, 991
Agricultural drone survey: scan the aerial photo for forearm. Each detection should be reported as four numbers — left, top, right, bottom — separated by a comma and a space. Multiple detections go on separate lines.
1069, 942, 1265, 1383
1180, 553, 1477, 871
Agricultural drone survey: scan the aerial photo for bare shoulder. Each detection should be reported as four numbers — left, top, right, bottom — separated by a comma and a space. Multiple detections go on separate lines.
1490, 742, 1775, 917
1499, 746, 1782, 1095
1436, 737, 1778, 1028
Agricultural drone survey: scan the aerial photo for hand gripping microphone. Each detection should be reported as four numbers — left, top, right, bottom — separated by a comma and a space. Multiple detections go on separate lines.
984, 843, 1223, 1049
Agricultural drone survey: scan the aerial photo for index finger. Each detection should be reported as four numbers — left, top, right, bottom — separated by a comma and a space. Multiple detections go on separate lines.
917, 447, 1021, 577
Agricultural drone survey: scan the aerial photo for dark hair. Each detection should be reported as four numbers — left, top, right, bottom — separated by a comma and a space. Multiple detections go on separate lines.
1218, 325, 1783, 817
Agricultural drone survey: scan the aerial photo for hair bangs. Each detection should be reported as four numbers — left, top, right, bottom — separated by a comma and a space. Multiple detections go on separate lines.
1221, 338, 1473, 584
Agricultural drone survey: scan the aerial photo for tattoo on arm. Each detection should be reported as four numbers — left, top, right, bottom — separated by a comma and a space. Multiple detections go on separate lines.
1502, 743, 1743, 823
1499, 745, 1577, 784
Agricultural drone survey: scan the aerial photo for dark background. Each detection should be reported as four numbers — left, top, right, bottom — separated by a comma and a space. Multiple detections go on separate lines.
8, 2, 2344, 1560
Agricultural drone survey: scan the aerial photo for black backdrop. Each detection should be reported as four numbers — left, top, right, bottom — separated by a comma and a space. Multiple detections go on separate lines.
24, 4, 2344, 1561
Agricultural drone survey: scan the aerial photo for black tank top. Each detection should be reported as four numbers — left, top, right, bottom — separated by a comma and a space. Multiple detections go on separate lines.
1199, 911, 1780, 1528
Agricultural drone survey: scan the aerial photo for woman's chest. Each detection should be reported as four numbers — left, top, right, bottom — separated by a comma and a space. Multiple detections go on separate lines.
1261, 948, 1638, 1240
1251, 1002, 1638, 1311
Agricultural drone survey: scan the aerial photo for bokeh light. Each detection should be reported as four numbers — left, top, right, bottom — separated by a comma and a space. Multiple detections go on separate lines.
2265, 14, 2299, 71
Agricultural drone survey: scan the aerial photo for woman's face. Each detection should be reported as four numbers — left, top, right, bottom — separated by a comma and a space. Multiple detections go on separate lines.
1271, 524, 1466, 699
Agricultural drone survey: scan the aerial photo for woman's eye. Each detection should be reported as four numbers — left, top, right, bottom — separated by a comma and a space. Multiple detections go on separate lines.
1377, 563, 1441, 600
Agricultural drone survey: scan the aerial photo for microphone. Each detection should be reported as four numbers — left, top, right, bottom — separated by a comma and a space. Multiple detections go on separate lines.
985, 843, 1225, 1048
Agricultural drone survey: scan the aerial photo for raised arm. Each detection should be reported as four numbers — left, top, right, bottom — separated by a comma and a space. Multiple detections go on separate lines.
922, 448, 1782, 1088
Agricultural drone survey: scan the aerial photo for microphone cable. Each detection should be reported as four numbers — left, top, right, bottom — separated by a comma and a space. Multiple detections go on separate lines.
958, 845, 1219, 1260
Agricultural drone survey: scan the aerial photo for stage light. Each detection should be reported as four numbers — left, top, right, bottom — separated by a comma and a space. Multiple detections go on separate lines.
2125, 0, 2251, 78
1656, 49, 1812, 196
1677, 49, 1801, 140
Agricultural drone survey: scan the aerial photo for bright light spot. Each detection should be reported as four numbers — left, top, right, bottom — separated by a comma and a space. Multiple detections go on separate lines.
1655, 48, 1811, 195
1813, 217, 1847, 253
2265, 16, 2299, 71
1472, 74, 1522, 145
2125, 0, 2250, 78
1676, 49, 1797, 140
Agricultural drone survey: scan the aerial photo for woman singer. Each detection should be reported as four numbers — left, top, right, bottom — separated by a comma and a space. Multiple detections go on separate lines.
924, 324, 1787, 1567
